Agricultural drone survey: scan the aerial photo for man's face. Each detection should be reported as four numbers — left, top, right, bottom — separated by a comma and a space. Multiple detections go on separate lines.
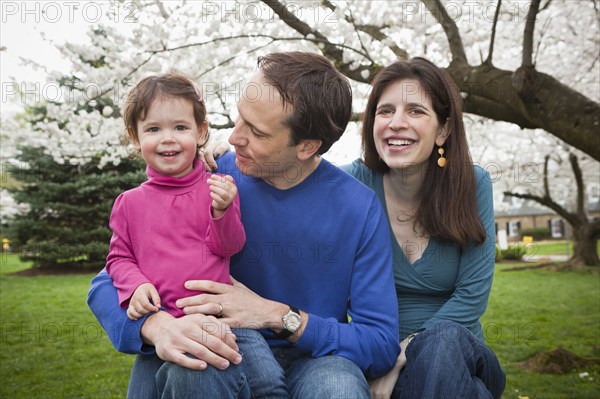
229, 71, 303, 188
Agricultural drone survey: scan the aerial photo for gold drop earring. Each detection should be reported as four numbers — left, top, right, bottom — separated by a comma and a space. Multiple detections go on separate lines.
437, 147, 446, 168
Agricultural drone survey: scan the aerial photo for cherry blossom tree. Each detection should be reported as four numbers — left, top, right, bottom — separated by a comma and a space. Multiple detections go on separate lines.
1, 0, 599, 266
2, 0, 598, 166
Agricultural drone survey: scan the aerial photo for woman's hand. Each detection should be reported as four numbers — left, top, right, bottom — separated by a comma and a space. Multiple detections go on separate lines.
200, 141, 231, 172
176, 277, 285, 330
141, 311, 242, 371
368, 336, 412, 399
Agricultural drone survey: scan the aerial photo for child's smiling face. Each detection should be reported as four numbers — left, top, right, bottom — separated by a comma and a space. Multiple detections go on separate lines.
135, 96, 208, 178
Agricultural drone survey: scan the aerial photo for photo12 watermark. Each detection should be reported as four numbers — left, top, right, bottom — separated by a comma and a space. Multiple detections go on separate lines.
1, 1, 140, 24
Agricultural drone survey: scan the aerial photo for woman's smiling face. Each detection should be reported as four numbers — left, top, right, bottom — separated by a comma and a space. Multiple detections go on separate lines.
373, 79, 448, 171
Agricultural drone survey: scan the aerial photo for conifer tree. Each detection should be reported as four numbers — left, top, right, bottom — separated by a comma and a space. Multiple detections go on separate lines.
6, 147, 145, 269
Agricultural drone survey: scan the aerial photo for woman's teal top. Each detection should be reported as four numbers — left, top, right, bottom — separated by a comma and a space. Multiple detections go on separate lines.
344, 160, 496, 340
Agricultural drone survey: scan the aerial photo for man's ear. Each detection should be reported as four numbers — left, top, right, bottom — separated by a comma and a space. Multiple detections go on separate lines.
296, 139, 323, 161
435, 121, 450, 147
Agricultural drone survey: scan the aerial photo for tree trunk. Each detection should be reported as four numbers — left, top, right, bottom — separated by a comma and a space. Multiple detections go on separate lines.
571, 224, 600, 267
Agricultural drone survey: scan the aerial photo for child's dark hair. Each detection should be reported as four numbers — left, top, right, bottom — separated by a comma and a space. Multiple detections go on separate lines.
123, 73, 207, 148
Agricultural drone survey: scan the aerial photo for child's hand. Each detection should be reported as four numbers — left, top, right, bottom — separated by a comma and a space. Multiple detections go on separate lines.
208, 174, 237, 218
127, 283, 161, 320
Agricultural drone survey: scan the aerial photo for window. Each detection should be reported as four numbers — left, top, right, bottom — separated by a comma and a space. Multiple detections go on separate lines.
507, 221, 521, 237
550, 218, 564, 238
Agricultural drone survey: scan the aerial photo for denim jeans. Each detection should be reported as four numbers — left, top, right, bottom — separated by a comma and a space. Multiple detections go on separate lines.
272, 346, 370, 399
392, 320, 506, 399
127, 328, 287, 399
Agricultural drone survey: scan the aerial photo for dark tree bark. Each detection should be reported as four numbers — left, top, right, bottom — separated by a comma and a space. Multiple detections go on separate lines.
504, 154, 600, 266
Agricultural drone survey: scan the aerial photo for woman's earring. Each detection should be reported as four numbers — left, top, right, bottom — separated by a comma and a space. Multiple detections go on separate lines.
437, 147, 446, 168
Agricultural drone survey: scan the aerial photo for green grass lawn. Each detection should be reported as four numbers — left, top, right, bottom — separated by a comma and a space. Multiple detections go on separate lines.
520, 240, 600, 257
1, 253, 599, 398
0, 254, 133, 399
483, 262, 600, 399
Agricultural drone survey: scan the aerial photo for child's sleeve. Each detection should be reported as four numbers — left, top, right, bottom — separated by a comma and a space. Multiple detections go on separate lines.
106, 194, 151, 308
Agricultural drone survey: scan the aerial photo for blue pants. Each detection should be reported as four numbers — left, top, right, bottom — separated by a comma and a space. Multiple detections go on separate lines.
393, 321, 506, 399
271, 346, 369, 399
127, 328, 287, 399
127, 328, 369, 398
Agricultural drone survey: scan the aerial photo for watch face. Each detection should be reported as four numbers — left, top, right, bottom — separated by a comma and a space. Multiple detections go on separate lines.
283, 311, 302, 332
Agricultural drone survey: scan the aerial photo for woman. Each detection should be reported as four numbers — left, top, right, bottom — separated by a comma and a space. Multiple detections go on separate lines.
347, 57, 505, 398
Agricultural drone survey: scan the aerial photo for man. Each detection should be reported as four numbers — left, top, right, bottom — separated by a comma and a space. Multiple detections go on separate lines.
88, 52, 399, 398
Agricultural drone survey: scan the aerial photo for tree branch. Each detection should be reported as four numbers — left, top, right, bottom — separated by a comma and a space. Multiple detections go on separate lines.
210, 121, 235, 130
485, 0, 502, 65
209, 91, 235, 130
346, 5, 375, 64
445, 61, 600, 161
569, 153, 586, 218
542, 154, 551, 199
153, 0, 169, 19
261, 0, 377, 82
195, 41, 275, 79
421, 0, 467, 61
502, 191, 580, 227
321, 0, 409, 60
523, 0, 541, 67
351, 111, 362, 123
540, 0, 553, 12
504, 150, 591, 229
462, 94, 536, 129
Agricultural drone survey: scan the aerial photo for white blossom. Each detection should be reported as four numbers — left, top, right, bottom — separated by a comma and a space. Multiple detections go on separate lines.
0, 0, 596, 198
0, 189, 30, 225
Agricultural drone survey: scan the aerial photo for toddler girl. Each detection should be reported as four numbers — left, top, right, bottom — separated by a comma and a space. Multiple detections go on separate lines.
106, 73, 287, 398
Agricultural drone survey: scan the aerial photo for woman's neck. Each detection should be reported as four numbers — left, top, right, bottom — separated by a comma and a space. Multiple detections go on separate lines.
383, 163, 430, 248
384, 163, 427, 205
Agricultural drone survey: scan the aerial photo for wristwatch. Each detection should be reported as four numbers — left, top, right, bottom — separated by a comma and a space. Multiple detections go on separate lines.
274, 305, 302, 339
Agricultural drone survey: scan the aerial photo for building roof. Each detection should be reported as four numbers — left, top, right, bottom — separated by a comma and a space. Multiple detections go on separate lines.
495, 199, 600, 218
495, 201, 554, 217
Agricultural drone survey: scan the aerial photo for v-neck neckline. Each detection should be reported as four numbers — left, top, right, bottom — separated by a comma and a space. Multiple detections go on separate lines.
380, 174, 431, 266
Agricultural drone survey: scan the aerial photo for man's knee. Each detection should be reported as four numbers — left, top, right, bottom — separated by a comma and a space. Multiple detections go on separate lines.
293, 356, 369, 399
156, 362, 208, 390
156, 362, 249, 398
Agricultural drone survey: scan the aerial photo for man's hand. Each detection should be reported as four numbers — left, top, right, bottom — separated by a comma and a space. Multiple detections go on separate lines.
208, 174, 237, 218
176, 277, 286, 331
201, 141, 231, 172
128, 283, 161, 320
142, 311, 242, 371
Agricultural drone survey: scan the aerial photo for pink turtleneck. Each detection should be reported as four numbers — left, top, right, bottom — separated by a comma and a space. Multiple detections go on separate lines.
106, 161, 245, 317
